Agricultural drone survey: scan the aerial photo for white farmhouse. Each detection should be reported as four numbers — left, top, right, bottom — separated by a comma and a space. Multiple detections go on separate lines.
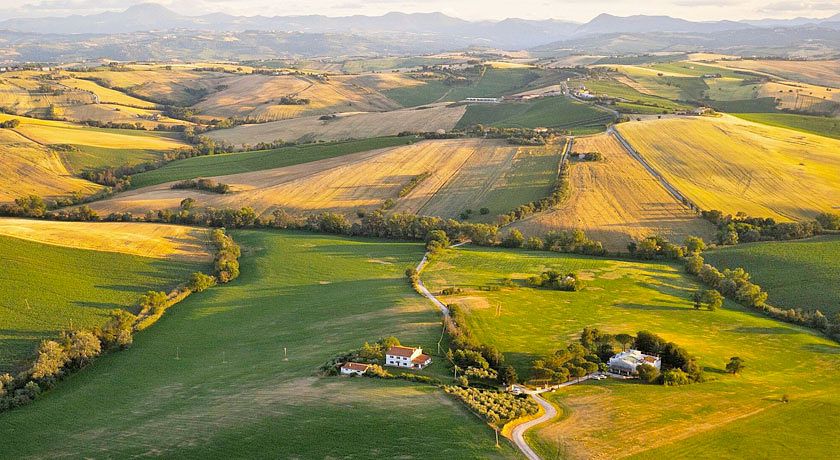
608, 350, 661, 376
340, 362, 370, 376
385, 345, 432, 369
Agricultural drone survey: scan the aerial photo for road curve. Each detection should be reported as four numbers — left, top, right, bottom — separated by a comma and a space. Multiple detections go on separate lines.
511, 393, 557, 460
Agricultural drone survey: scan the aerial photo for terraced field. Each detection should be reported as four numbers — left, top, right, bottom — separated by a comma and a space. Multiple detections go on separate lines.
93, 139, 549, 221
616, 115, 840, 220
207, 104, 466, 145
423, 245, 840, 459
0, 220, 208, 372
511, 133, 713, 251
0, 231, 514, 458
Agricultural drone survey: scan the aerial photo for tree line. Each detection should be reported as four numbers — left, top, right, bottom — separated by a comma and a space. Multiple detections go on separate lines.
701, 210, 839, 245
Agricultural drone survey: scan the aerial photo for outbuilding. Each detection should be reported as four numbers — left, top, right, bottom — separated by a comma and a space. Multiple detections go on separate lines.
340, 362, 371, 376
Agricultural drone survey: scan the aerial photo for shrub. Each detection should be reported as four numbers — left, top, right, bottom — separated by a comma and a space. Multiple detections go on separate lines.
637, 363, 660, 383
501, 229, 525, 248
662, 368, 691, 386
187, 272, 217, 292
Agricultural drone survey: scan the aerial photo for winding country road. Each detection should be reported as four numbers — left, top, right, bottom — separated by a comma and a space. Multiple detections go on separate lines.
511, 392, 556, 460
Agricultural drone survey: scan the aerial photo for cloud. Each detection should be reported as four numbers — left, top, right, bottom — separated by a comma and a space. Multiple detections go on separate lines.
759, 1, 840, 13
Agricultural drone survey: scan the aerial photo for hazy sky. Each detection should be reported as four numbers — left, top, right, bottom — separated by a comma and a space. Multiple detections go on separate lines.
6, 0, 840, 22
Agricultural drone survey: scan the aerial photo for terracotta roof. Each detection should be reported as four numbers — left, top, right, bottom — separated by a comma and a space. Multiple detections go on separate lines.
386, 345, 418, 358
412, 354, 431, 364
341, 362, 370, 372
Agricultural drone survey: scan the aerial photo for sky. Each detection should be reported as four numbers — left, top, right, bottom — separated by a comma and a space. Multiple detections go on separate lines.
5, 0, 840, 22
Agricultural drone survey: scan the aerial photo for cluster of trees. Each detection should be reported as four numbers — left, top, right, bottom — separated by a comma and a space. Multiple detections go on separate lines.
701, 210, 824, 245
497, 161, 570, 226
531, 340, 602, 385
0, 311, 134, 412
0, 118, 20, 128
574, 151, 602, 161
628, 235, 691, 260
276, 96, 309, 105
633, 331, 703, 385
442, 386, 538, 427
692, 289, 724, 311
686, 252, 840, 340
171, 178, 231, 194
446, 304, 515, 387
526, 270, 584, 292
211, 228, 240, 283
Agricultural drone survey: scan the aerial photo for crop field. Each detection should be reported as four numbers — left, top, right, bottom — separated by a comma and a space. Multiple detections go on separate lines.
714, 59, 840, 88
384, 67, 542, 107
0, 229, 203, 372
455, 97, 612, 133
616, 115, 840, 220
0, 231, 515, 458
703, 236, 840, 315
510, 134, 713, 251
571, 78, 690, 112
129, 136, 415, 188
397, 142, 561, 220
77, 68, 231, 106
62, 104, 191, 129
206, 104, 466, 145
0, 129, 102, 202
0, 113, 186, 172
423, 245, 840, 458
192, 74, 401, 121
92, 139, 534, 219
60, 76, 158, 108
0, 72, 96, 116
733, 112, 840, 140
0, 218, 212, 261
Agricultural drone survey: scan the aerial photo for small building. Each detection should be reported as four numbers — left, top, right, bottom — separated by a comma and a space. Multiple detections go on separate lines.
692, 107, 712, 115
464, 97, 501, 104
340, 362, 371, 376
608, 349, 661, 376
385, 345, 432, 369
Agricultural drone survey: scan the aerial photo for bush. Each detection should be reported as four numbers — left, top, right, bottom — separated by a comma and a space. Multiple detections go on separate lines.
637, 363, 660, 383
187, 272, 217, 292
662, 368, 691, 386
443, 386, 539, 426
211, 229, 241, 283
501, 229, 525, 248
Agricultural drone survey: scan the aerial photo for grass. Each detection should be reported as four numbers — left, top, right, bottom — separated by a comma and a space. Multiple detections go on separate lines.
129, 136, 415, 188
616, 115, 840, 221
574, 78, 690, 112
0, 231, 516, 458
708, 97, 778, 113
423, 245, 840, 458
703, 236, 840, 315
733, 112, 840, 140
0, 233, 200, 372
455, 97, 612, 133
386, 68, 541, 107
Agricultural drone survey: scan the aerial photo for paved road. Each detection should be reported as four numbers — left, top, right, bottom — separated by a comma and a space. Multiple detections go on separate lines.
511, 393, 556, 460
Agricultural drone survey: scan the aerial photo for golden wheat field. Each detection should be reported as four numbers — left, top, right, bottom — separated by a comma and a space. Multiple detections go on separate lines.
206, 104, 466, 144
0, 129, 102, 202
59, 77, 158, 108
616, 115, 840, 221
715, 59, 840, 88
88, 139, 524, 218
62, 104, 191, 129
759, 80, 840, 109
0, 113, 186, 151
510, 134, 713, 250
347, 73, 424, 91
192, 74, 402, 121
0, 218, 212, 261
0, 73, 96, 115
84, 68, 230, 105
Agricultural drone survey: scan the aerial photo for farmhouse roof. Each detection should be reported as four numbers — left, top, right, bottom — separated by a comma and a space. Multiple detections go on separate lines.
341, 362, 370, 372
386, 345, 418, 358
412, 354, 431, 364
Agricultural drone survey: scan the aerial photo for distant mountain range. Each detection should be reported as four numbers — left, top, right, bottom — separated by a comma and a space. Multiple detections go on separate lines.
0, 4, 838, 62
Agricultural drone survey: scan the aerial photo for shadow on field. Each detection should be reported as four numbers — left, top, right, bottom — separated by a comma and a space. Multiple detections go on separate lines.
730, 326, 800, 335
615, 302, 686, 312
803, 343, 840, 355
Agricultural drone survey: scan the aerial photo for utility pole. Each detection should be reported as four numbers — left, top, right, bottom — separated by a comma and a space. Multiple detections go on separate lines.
175, 347, 180, 360
283, 347, 288, 361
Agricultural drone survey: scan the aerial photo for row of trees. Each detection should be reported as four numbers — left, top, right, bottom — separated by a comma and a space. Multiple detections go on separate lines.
701, 210, 833, 245
496, 161, 570, 226
171, 178, 231, 194
633, 331, 703, 384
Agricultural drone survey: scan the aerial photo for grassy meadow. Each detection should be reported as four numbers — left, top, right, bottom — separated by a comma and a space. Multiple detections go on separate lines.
455, 97, 612, 133
704, 236, 840, 315
0, 233, 200, 372
423, 245, 840, 458
0, 231, 517, 459
733, 112, 840, 140
385, 68, 541, 107
129, 136, 415, 188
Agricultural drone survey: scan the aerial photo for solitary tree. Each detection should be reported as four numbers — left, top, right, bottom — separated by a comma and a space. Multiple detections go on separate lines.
636, 363, 660, 384
726, 356, 745, 374
615, 333, 634, 351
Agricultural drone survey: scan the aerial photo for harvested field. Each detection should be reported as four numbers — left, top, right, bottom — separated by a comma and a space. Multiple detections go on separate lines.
616, 115, 840, 220
79, 69, 229, 106
62, 104, 191, 129
90, 139, 538, 220
206, 104, 466, 144
192, 74, 401, 121
0, 129, 101, 202
510, 134, 713, 250
715, 59, 840, 88
0, 218, 212, 262
60, 77, 157, 108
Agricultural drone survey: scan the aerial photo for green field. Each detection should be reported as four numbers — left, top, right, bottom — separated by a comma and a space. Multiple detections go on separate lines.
0, 235, 199, 372
423, 245, 840, 458
733, 113, 840, 140
575, 78, 690, 112
455, 97, 612, 133
60, 145, 167, 172
474, 148, 561, 221
0, 231, 516, 458
130, 136, 415, 188
704, 236, 840, 315
386, 68, 541, 107
708, 97, 778, 113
